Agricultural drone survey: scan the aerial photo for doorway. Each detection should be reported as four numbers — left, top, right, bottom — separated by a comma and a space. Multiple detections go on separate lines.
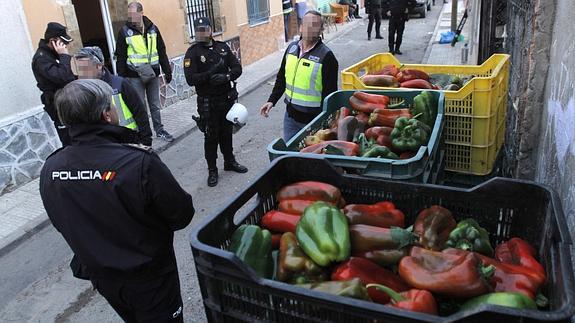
72, 0, 113, 70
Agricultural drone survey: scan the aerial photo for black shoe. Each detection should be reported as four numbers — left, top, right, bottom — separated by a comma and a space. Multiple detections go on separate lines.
355, 15, 362, 19
207, 169, 218, 187
224, 161, 248, 173
368, 35, 371, 41
156, 130, 174, 142
395, 49, 403, 55
389, 50, 395, 55
375, 35, 383, 39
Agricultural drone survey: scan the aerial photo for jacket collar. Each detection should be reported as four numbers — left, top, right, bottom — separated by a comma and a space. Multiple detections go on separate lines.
68, 124, 139, 146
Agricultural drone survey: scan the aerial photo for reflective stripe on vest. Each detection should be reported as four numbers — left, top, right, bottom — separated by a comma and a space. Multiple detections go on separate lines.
124, 26, 159, 67
284, 43, 330, 109
111, 93, 138, 130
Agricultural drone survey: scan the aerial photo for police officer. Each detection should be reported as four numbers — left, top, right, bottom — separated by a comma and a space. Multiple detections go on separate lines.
74, 46, 153, 146
366, 0, 383, 40
31, 22, 77, 146
386, 0, 416, 54
183, 17, 248, 187
40, 79, 194, 322
260, 10, 339, 142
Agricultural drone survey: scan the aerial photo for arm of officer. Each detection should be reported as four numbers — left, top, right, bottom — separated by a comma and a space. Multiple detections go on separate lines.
34, 54, 76, 87
155, 29, 172, 79
115, 29, 128, 77
122, 80, 153, 146
143, 153, 195, 231
321, 51, 339, 102
266, 53, 287, 106
183, 47, 213, 86
225, 45, 242, 81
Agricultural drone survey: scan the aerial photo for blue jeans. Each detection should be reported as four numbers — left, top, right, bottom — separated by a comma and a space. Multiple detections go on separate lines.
127, 77, 164, 134
283, 111, 307, 143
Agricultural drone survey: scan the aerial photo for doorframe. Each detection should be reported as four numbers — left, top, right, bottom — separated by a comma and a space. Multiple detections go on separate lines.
99, 0, 117, 74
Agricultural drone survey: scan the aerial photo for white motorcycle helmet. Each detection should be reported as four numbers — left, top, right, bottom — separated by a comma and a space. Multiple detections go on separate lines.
226, 103, 248, 133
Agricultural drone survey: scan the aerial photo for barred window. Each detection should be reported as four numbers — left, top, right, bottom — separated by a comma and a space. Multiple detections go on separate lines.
247, 0, 270, 26
186, 0, 221, 39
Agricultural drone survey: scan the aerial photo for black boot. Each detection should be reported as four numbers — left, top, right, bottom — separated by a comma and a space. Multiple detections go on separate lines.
224, 160, 248, 173
389, 48, 395, 55
375, 34, 383, 39
368, 34, 371, 41
207, 169, 218, 187
395, 48, 403, 55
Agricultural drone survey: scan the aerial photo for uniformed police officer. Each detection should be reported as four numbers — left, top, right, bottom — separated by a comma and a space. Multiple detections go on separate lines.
184, 17, 247, 187
40, 79, 194, 322
31, 22, 77, 146
74, 46, 153, 146
386, 0, 416, 55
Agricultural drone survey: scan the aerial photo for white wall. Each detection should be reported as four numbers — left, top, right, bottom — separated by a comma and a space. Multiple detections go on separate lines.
0, 0, 42, 121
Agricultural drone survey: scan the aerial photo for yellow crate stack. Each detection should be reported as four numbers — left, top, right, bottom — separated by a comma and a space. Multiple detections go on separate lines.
341, 53, 510, 175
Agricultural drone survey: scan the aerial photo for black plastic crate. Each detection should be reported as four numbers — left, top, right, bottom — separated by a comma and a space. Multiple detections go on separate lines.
189, 156, 575, 322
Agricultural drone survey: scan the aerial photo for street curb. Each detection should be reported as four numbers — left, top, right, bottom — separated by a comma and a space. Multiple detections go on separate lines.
422, 3, 448, 64
0, 216, 50, 258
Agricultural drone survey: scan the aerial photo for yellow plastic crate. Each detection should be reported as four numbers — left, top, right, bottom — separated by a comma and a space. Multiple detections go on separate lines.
341, 53, 510, 175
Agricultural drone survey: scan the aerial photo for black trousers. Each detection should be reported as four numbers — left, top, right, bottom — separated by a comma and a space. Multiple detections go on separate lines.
388, 16, 406, 51
198, 96, 235, 170
367, 8, 382, 37
92, 270, 184, 323
44, 104, 70, 146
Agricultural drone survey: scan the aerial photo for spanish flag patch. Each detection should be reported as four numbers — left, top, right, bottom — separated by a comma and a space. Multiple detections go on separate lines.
184, 59, 191, 68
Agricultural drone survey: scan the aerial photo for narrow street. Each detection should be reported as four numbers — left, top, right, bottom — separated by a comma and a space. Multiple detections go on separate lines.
0, 8, 442, 322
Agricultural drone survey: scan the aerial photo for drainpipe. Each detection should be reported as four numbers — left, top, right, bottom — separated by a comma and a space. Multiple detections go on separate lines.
451, 0, 458, 31
100, 0, 117, 74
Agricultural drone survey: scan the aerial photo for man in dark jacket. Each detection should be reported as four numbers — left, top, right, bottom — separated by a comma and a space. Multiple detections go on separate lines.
339, 0, 361, 18
260, 11, 339, 142
75, 46, 153, 146
366, 0, 383, 40
386, 0, 416, 54
40, 79, 194, 322
115, 2, 174, 142
31, 22, 77, 146
183, 17, 247, 187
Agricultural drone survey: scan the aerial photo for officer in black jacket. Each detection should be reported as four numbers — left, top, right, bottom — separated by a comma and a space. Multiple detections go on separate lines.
366, 0, 383, 40
184, 17, 247, 187
386, 0, 416, 54
31, 22, 77, 146
40, 79, 194, 322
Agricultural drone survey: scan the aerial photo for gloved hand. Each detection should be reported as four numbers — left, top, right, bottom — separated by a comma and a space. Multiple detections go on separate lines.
210, 73, 229, 86
208, 59, 225, 75
165, 73, 172, 84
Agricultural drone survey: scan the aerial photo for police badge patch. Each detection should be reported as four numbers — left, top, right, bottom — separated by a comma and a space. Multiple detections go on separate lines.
184, 59, 191, 67
200, 55, 206, 63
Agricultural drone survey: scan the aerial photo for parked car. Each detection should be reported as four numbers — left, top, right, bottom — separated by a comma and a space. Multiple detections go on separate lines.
382, 0, 432, 19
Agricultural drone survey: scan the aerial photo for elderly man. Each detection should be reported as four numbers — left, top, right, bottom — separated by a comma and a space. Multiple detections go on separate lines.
75, 46, 153, 146
40, 79, 194, 322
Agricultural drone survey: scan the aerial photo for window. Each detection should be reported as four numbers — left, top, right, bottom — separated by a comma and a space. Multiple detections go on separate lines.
247, 0, 270, 25
186, 0, 221, 39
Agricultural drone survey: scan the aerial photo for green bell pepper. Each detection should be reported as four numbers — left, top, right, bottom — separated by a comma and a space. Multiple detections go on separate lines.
461, 292, 537, 311
411, 91, 437, 128
446, 218, 494, 256
298, 278, 370, 300
296, 201, 351, 266
229, 224, 273, 278
361, 145, 399, 158
390, 114, 431, 152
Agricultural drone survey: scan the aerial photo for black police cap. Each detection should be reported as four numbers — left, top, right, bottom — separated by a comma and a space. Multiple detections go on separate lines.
193, 17, 212, 28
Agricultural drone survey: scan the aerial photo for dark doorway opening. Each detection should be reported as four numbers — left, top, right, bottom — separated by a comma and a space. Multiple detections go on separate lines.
72, 0, 113, 71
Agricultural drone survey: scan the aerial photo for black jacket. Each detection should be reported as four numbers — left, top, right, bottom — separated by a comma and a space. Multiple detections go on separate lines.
267, 39, 339, 108
114, 16, 172, 79
183, 40, 242, 98
386, 0, 416, 18
101, 69, 153, 146
366, 0, 383, 10
40, 124, 194, 280
31, 39, 77, 121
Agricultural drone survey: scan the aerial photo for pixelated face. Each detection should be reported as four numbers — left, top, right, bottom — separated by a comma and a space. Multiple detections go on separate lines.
195, 25, 212, 42
127, 7, 143, 26
300, 14, 322, 40
75, 58, 103, 79
105, 102, 120, 126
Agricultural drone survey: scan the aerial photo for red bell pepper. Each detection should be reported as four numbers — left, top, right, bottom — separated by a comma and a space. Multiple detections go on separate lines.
260, 211, 300, 233
276, 181, 341, 205
413, 205, 457, 251
343, 201, 404, 228
400, 79, 433, 89
278, 199, 316, 215
365, 126, 394, 148
397, 69, 430, 82
272, 234, 282, 249
349, 95, 387, 114
350, 224, 417, 267
368, 108, 412, 128
495, 238, 546, 281
353, 92, 390, 106
355, 112, 370, 124
300, 140, 360, 156
366, 284, 438, 315
332, 257, 409, 304
398, 246, 495, 298
372, 64, 400, 77
444, 248, 545, 300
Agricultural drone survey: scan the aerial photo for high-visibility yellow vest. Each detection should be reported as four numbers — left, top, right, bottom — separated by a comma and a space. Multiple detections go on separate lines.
122, 26, 159, 67
284, 41, 331, 110
109, 75, 137, 130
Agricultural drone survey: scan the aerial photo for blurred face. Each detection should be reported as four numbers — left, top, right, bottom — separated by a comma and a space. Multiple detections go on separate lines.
127, 7, 143, 27
102, 104, 119, 126
75, 58, 103, 79
195, 25, 212, 42
300, 14, 322, 41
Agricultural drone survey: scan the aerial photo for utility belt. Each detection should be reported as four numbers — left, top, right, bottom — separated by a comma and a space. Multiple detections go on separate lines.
286, 103, 320, 124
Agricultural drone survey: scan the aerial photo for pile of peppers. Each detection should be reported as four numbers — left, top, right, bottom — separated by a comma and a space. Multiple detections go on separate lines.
229, 181, 548, 317
300, 91, 438, 159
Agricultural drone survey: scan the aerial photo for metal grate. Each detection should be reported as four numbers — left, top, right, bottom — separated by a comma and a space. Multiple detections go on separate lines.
247, 0, 270, 25
186, 0, 221, 39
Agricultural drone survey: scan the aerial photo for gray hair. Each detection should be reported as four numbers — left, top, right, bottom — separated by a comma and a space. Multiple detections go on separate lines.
128, 1, 143, 12
55, 79, 113, 126
75, 46, 105, 65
